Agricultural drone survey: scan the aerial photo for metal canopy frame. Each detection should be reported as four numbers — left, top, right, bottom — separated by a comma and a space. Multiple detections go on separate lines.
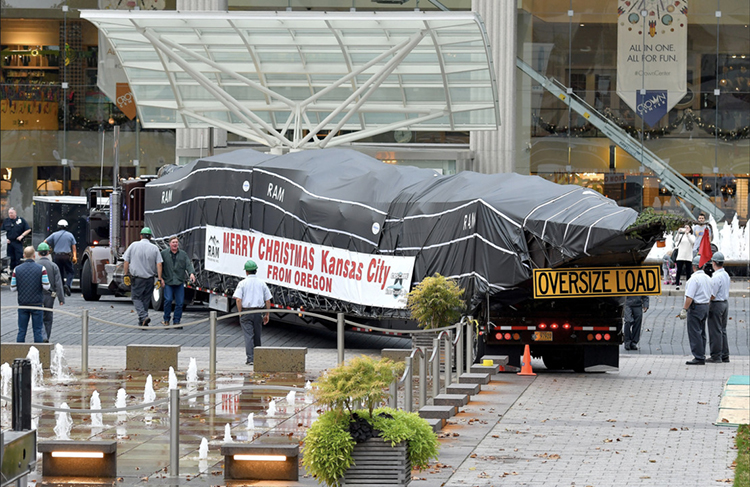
81, 10, 500, 150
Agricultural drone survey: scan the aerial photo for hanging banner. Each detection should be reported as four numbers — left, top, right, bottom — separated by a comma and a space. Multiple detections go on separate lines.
617, 0, 688, 127
116, 83, 136, 120
204, 225, 415, 309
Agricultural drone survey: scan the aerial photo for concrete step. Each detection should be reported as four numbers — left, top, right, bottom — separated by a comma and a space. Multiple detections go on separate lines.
446, 383, 481, 396
433, 393, 469, 407
418, 405, 456, 420
470, 363, 500, 375
479, 354, 509, 366
458, 372, 491, 385
425, 417, 444, 433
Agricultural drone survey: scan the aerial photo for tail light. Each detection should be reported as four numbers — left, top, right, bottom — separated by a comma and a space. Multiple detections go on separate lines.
93, 240, 99, 245
539, 323, 547, 329
495, 332, 503, 340
587, 333, 594, 341
604, 333, 611, 341
550, 323, 559, 330
513, 333, 521, 340
562, 323, 571, 330
504, 333, 512, 340
595, 333, 602, 341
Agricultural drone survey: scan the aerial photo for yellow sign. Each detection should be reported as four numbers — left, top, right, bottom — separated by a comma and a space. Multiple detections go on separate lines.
533, 266, 661, 299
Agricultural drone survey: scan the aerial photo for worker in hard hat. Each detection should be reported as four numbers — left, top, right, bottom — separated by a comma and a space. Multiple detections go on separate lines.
707, 252, 731, 363
36, 242, 65, 342
232, 259, 272, 366
43, 218, 77, 296
122, 227, 164, 328
678, 255, 712, 365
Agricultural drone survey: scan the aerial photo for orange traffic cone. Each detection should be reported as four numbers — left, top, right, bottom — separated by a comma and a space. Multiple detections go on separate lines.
517, 344, 536, 376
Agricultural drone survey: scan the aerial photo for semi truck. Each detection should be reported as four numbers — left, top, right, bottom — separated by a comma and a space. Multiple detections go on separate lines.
80, 148, 663, 371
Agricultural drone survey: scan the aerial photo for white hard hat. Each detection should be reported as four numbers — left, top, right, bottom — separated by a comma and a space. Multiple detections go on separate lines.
58, 219, 68, 227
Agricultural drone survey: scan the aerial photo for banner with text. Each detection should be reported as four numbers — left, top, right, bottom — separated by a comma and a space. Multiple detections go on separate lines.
204, 225, 415, 309
617, 0, 687, 127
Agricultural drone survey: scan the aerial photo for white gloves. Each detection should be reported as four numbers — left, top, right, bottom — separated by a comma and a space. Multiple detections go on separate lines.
678, 309, 687, 320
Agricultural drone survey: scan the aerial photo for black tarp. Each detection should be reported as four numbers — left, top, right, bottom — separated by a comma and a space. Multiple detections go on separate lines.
145, 148, 640, 316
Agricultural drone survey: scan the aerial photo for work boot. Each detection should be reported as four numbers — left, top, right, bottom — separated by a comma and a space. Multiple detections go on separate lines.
64, 285, 71, 296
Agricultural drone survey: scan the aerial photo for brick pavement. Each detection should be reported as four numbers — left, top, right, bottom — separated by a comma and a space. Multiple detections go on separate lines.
445, 355, 749, 487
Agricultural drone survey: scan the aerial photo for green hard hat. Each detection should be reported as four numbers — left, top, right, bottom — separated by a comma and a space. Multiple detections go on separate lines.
37, 242, 50, 252
692, 255, 701, 267
140, 227, 153, 235
244, 260, 258, 272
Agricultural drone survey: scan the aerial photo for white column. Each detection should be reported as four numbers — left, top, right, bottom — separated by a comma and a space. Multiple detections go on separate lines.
471, 1, 516, 174
175, 0, 228, 163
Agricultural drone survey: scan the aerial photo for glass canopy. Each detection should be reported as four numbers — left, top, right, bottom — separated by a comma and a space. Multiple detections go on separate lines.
81, 10, 500, 149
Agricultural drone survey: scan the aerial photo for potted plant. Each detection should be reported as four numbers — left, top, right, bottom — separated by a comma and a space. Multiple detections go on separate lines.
407, 273, 465, 352
301, 356, 439, 486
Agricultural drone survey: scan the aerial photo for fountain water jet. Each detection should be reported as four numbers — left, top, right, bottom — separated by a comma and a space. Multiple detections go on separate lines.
90, 390, 103, 427
143, 375, 156, 406
198, 437, 209, 459
26, 347, 44, 390
186, 358, 198, 384
168, 366, 178, 390
50, 344, 73, 382
115, 388, 127, 421
267, 399, 277, 417
223, 423, 232, 443
246, 413, 255, 430
1, 363, 10, 408
54, 402, 72, 440
286, 390, 296, 407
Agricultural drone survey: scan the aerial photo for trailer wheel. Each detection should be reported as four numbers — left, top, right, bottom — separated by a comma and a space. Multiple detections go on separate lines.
151, 284, 164, 311
81, 259, 100, 301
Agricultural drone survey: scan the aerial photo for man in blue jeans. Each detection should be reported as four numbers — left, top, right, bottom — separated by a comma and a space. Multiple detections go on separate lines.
160, 237, 195, 329
11, 246, 50, 342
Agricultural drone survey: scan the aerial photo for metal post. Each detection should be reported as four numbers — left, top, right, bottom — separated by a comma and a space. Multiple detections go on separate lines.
81, 309, 89, 375
444, 333, 452, 388
209, 311, 217, 382
404, 356, 412, 412
431, 338, 439, 399
456, 328, 464, 377
466, 319, 474, 366
418, 350, 426, 409
389, 379, 397, 409
337, 313, 345, 365
12, 359, 31, 431
169, 388, 180, 477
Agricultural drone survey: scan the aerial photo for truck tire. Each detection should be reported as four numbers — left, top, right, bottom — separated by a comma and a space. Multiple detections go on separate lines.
81, 259, 100, 301
151, 285, 164, 311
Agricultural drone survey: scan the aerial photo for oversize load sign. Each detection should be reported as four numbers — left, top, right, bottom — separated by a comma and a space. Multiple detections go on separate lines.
204, 225, 415, 309
533, 266, 661, 299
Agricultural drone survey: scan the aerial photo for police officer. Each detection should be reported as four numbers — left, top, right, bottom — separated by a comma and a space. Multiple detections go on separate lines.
707, 252, 731, 363
122, 227, 164, 327
678, 255, 712, 365
232, 260, 272, 366
2, 207, 31, 271
36, 242, 65, 342
623, 295, 649, 351
44, 219, 77, 296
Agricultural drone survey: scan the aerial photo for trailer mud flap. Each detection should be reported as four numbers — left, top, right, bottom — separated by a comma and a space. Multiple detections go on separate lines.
583, 345, 619, 372
209, 293, 232, 313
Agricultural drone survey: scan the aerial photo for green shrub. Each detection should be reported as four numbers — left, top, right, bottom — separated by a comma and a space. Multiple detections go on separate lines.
407, 273, 465, 329
302, 356, 439, 486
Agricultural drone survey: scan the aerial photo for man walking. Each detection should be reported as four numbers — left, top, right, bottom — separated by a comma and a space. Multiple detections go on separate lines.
678, 255, 712, 365
44, 219, 77, 296
2, 207, 31, 271
160, 237, 195, 329
623, 295, 649, 351
10, 246, 50, 343
707, 252, 731, 363
122, 227, 164, 327
233, 260, 272, 366
36, 242, 64, 342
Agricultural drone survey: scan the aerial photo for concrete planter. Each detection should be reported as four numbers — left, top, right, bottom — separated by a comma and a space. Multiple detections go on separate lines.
341, 437, 411, 486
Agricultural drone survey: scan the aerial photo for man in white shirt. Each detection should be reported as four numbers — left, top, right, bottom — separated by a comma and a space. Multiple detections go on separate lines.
707, 252, 731, 363
678, 255, 713, 365
233, 259, 272, 366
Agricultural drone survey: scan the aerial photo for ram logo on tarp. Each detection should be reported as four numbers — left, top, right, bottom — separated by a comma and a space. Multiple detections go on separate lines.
533, 266, 661, 299
206, 235, 221, 263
